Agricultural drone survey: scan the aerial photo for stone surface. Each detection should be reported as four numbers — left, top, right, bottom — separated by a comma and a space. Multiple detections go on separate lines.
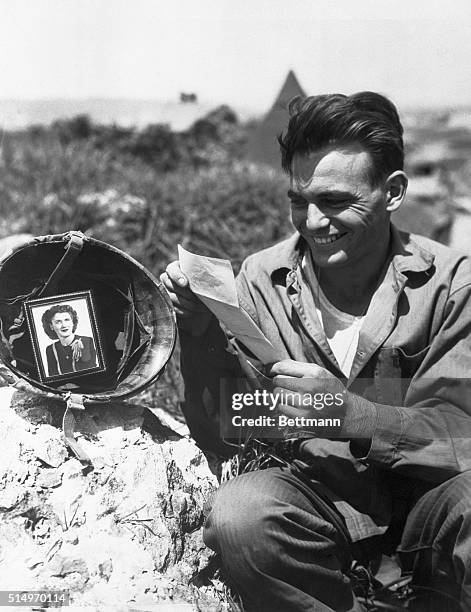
0, 384, 232, 611
0, 233, 33, 258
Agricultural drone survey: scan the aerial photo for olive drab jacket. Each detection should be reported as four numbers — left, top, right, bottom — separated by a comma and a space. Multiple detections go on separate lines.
180, 225, 471, 542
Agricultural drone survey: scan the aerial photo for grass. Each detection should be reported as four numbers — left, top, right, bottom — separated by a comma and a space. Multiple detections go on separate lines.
1, 110, 469, 422
0, 113, 292, 421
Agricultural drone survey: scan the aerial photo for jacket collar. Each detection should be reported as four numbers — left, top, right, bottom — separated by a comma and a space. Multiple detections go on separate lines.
269, 224, 435, 284
389, 224, 435, 274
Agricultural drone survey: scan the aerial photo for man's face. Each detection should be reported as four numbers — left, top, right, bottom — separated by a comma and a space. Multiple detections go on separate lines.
290, 145, 390, 270
50, 312, 74, 339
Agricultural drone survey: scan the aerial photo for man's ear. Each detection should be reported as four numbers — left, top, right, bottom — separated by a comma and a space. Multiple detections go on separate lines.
385, 171, 408, 212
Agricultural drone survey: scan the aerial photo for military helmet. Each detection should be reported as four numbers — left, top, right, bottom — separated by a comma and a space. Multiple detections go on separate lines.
0, 231, 176, 404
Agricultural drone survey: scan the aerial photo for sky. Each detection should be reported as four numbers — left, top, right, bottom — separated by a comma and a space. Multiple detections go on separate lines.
1, 0, 471, 113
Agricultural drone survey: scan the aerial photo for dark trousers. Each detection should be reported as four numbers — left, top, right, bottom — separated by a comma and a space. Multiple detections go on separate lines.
204, 467, 471, 611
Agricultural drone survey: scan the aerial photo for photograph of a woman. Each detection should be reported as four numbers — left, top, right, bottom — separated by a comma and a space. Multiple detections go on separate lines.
41, 304, 98, 377
24, 290, 105, 383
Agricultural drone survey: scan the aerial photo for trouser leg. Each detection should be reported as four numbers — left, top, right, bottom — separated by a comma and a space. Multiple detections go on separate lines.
397, 471, 471, 612
203, 466, 362, 612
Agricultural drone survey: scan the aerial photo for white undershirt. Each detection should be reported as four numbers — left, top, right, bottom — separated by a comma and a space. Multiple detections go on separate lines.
302, 253, 365, 377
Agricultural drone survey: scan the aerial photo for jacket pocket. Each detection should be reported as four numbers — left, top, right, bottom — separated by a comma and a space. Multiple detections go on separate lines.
374, 345, 431, 406
395, 345, 431, 379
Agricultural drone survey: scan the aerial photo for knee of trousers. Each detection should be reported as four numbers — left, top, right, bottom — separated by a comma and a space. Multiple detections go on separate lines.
399, 472, 471, 576
405, 472, 471, 534
203, 468, 344, 572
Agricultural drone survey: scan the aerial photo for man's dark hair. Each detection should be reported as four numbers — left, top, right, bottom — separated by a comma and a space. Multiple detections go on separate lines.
278, 91, 404, 184
41, 304, 78, 340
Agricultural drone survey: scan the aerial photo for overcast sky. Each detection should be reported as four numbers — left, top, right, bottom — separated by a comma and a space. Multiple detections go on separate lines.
1, 0, 471, 112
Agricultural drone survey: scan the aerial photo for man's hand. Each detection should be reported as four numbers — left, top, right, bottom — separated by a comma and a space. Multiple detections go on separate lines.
160, 261, 214, 336
268, 360, 347, 422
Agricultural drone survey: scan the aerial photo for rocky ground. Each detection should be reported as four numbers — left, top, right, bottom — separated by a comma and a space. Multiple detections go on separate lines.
0, 371, 236, 612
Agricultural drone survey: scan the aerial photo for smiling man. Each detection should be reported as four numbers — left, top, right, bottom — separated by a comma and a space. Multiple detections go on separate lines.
162, 92, 471, 611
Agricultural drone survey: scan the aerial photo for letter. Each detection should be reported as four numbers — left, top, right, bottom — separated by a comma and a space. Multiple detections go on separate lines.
269, 392, 280, 411
312, 392, 325, 410
243, 393, 253, 407
253, 389, 262, 405
232, 415, 242, 426
318, 418, 341, 427
232, 393, 243, 410
254, 416, 270, 426
334, 392, 344, 406
279, 415, 295, 427
302, 393, 313, 407
284, 391, 302, 407
323, 393, 334, 406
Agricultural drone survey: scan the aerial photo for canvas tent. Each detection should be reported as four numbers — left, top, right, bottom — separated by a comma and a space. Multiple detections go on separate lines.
247, 70, 306, 168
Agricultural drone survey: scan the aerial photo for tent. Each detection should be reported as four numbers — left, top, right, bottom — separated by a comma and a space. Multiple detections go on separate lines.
247, 70, 306, 168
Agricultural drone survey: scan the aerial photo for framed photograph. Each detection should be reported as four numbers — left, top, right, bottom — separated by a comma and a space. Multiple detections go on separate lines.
24, 290, 106, 383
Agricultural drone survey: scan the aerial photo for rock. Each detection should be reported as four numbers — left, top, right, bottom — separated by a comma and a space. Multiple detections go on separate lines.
36, 469, 62, 489
64, 529, 79, 545
98, 558, 113, 581
0, 234, 32, 258
49, 555, 89, 580
33, 425, 69, 467
0, 385, 231, 610
60, 458, 85, 480
0, 483, 26, 510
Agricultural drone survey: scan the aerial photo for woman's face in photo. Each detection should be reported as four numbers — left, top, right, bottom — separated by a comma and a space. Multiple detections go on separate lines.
50, 312, 74, 340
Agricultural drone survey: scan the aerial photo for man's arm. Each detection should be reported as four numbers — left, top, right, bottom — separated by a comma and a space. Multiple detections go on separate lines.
271, 281, 471, 484
342, 281, 471, 482
161, 261, 245, 458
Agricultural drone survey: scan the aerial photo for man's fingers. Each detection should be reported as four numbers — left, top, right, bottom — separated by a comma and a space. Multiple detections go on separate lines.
161, 271, 206, 311
269, 359, 319, 378
160, 271, 190, 295
160, 271, 204, 302
268, 359, 301, 377
160, 260, 213, 335
273, 385, 307, 407
165, 261, 188, 287
165, 289, 206, 311
277, 403, 309, 419
273, 376, 314, 393
273, 384, 334, 408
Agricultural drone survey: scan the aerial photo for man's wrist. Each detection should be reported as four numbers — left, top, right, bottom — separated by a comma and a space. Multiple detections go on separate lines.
341, 391, 377, 439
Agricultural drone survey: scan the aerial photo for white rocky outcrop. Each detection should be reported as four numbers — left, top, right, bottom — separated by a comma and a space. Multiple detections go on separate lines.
0, 378, 232, 612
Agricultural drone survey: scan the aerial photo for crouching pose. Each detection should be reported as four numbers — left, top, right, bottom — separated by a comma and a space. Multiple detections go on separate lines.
162, 92, 471, 611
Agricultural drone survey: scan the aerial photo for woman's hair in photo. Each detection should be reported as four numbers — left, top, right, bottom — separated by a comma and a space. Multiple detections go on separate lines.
41, 304, 79, 339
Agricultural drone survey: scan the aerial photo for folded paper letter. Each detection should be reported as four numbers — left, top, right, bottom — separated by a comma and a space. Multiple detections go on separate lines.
178, 245, 278, 364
